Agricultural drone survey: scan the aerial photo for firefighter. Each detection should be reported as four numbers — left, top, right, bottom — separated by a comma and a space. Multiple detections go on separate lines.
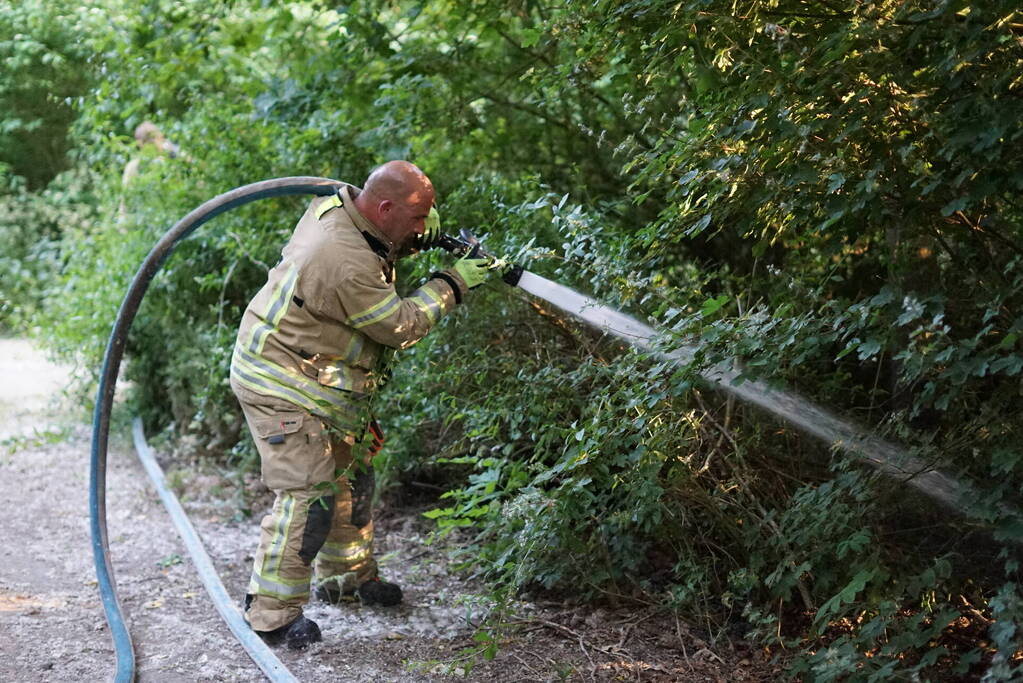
120, 121, 182, 219
121, 121, 180, 186
230, 160, 495, 649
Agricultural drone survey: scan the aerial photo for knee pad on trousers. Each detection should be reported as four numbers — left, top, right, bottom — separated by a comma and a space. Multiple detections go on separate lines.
350, 468, 375, 529
299, 494, 335, 565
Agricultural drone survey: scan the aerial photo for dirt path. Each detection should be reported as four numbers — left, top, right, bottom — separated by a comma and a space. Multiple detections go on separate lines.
0, 337, 772, 681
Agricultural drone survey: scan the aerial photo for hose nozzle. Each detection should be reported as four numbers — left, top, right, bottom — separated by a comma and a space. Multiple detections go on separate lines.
435, 229, 523, 286
436, 229, 488, 258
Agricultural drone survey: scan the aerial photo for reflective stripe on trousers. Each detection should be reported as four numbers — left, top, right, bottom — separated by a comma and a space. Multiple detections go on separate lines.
247, 492, 314, 602
318, 537, 372, 564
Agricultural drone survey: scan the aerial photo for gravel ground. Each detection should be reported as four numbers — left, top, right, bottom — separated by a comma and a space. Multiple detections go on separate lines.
0, 337, 778, 681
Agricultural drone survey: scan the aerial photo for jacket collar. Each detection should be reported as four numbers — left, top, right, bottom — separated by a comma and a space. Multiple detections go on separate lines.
341, 185, 395, 260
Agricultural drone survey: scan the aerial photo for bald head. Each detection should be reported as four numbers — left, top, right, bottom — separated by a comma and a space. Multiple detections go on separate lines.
364, 160, 433, 203
355, 160, 435, 247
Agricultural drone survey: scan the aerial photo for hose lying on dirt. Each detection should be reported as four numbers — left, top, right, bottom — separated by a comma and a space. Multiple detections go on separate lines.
90, 177, 341, 682
131, 417, 298, 682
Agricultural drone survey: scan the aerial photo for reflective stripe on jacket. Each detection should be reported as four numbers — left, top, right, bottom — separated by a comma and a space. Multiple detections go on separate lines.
231, 184, 465, 430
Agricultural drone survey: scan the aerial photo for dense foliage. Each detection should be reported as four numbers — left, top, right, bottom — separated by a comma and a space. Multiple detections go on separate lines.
0, 0, 95, 189
5, 0, 1022, 677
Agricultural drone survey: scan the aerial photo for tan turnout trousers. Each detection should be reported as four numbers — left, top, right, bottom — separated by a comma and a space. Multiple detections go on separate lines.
235, 383, 378, 632
230, 187, 467, 631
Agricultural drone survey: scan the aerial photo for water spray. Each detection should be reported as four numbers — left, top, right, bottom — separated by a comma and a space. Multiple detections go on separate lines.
442, 231, 976, 510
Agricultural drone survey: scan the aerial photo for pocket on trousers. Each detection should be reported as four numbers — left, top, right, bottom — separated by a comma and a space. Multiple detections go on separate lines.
252, 412, 304, 443
251, 412, 332, 490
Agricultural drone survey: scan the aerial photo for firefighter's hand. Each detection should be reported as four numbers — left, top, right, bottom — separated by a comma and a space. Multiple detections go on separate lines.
414, 206, 441, 251
453, 254, 494, 289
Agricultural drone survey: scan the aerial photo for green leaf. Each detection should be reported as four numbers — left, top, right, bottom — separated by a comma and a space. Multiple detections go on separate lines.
991, 355, 1023, 376
856, 338, 882, 360
422, 507, 454, 520
813, 569, 875, 631
520, 28, 541, 48
700, 295, 729, 317
686, 213, 712, 236
940, 197, 967, 216
826, 173, 846, 193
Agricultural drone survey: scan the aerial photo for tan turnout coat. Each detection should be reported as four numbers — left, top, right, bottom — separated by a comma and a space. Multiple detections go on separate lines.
230, 184, 466, 433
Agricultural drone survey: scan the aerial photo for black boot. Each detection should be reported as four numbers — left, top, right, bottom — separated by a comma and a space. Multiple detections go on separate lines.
316, 577, 403, 607
257, 614, 322, 650
356, 577, 403, 606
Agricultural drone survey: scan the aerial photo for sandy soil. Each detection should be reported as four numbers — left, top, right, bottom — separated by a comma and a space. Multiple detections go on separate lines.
0, 337, 777, 681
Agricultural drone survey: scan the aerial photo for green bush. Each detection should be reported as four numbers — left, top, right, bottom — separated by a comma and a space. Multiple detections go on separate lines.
0, 0, 96, 189
0, 168, 97, 332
